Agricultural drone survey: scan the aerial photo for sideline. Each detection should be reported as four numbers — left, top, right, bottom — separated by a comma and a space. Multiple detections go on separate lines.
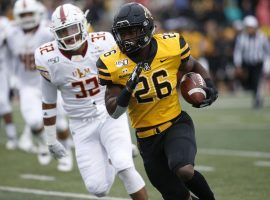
254, 161, 270, 167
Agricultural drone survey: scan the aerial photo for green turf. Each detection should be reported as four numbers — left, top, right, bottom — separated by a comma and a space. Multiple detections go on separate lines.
0, 93, 270, 200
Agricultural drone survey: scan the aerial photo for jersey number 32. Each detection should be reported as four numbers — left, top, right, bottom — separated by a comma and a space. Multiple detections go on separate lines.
72, 77, 100, 99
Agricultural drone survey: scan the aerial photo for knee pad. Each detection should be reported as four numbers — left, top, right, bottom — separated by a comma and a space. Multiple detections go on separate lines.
30, 122, 43, 135
84, 178, 111, 197
118, 167, 145, 194
110, 151, 133, 172
27, 117, 43, 132
0, 101, 11, 115
177, 164, 194, 181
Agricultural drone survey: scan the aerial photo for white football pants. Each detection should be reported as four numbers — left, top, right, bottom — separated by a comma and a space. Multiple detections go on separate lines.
0, 67, 11, 115
69, 113, 134, 195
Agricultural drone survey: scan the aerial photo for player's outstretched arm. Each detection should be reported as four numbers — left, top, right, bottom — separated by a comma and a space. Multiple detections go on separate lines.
180, 56, 218, 108
43, 102, 67, 159
41, 78, 66, 159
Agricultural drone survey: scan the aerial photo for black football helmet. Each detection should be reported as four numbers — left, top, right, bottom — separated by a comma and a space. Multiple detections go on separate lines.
112, 3, 155, 54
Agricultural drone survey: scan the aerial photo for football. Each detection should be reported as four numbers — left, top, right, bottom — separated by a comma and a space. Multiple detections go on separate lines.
180, 72, 206, 106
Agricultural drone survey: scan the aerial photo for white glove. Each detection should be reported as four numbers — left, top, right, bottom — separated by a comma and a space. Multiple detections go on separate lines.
48, 141, 67, 159
44, 125, 66, 159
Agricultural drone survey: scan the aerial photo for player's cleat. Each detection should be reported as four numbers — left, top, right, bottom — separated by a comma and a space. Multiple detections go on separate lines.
18, 142, 38, 153
190, 194, 199, 199
37, 145, 51, 165
57, 149, 73, 172
5, 140, 18, 150
18, 126, 38, 153
132, 144, 139, 158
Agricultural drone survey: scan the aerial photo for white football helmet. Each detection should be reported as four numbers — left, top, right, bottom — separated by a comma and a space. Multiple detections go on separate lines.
50, 4, 88, 51
37, 1, 48, 20
13, 0, 42, 30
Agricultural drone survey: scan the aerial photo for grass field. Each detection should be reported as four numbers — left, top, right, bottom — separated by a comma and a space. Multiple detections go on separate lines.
0, 93, 270, 200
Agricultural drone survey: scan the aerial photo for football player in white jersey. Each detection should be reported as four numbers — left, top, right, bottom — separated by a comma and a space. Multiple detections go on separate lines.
35, 4, 147, 199
6, 0, 73, 172
0, 16, 18, 150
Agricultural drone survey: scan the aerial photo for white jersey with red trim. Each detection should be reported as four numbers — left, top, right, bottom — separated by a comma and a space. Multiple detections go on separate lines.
0, 16, 10, 47
35, 32, 116, 119
6, 20, 53, 89
0, 17, 11, 74
0, 17, 13, 115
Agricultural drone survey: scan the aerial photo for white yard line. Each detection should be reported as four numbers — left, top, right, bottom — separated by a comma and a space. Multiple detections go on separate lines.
199, 148, 270, 158
0, 186, 130, 200
254, 161, 270, 167
20, 174, 55, 181
194, 165, 215, 172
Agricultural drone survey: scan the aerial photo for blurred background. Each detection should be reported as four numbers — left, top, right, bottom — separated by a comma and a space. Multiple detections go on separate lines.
1, 0, 270, 102
0, 1, 270, 200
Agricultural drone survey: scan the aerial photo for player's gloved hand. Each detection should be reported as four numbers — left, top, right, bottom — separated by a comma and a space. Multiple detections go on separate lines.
48, 141, 67, 159
193, 79, 218, 108
126, 62, 143, 92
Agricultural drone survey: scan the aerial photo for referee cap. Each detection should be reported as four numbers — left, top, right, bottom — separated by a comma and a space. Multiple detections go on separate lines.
243, 15, 258, 28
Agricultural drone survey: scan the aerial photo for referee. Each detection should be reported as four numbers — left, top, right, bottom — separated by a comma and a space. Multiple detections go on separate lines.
234, 15, 270, 108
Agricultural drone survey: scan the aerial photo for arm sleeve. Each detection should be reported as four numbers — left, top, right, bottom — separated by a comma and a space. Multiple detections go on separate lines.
179, 35, 191, 63
263, 35, 270, 73
233, 35, 243, 67
263, 35, 270, 58
34, 48, 57, 103
96, 58, 113, 85
41, 76, 57, 104
34, 48, 52, 81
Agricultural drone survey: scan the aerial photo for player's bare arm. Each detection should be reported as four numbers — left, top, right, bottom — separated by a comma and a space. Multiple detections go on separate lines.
105, 84, 122, 116
40, 77, 67, 159
179, 56, 210, 80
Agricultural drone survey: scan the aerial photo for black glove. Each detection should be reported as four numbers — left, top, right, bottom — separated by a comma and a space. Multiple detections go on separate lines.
126, 62, 143, 92
193, 79, 218, 108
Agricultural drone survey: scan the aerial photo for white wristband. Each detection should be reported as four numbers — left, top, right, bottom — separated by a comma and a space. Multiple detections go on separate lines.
43, 108, 57, 118
44, 125, 57, 145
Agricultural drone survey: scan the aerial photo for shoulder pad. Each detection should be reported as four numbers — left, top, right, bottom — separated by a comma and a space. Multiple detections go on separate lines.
153, 33, 182, 56
89, 31, 116, 50
36, 41, 57, 57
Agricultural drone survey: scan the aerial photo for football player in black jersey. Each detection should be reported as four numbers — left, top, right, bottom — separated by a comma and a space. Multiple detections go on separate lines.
97, 3, 217, 200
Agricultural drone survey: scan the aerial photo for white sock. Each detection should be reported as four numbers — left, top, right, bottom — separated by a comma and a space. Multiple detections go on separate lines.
34, 129, 46, 146
5, 123, 17, 141
118, 167, 145, 194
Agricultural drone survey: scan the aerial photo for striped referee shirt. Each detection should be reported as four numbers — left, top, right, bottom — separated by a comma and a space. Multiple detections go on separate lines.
234, 31, 270, 66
